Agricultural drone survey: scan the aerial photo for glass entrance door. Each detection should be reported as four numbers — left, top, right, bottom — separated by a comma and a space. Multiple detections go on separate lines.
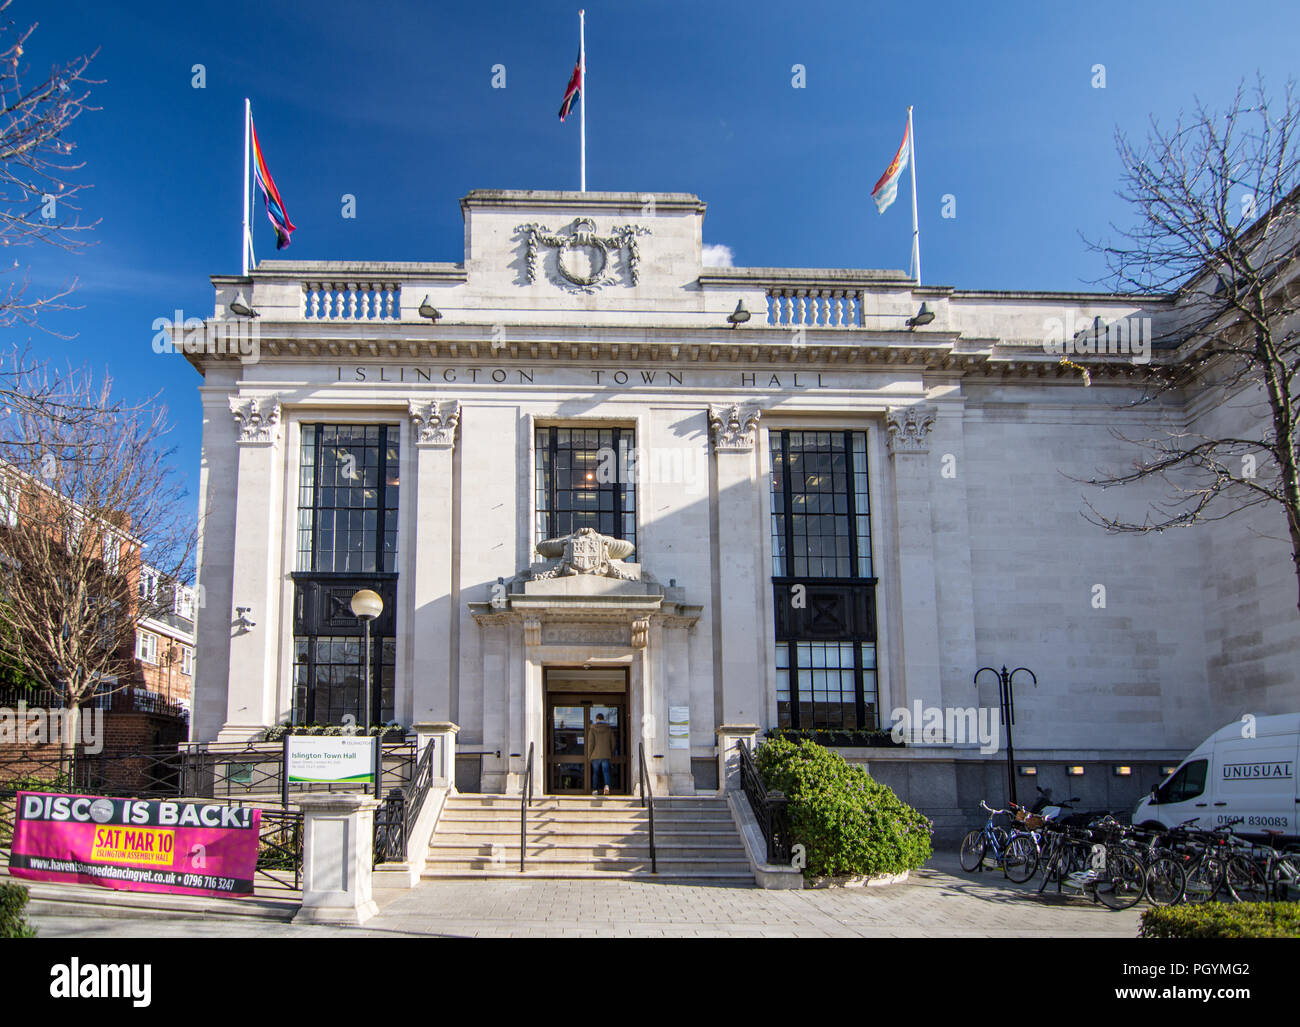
545, 695, 628, 794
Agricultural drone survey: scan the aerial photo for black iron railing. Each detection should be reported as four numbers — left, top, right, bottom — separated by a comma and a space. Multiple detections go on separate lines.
519, 741, 534, 872
0, 685, 189, 719
0, 790, 15, 862
373, 735, 436, 864
255, 807, 304, 893
737, 739, 791, 863
638, 741, 656, 874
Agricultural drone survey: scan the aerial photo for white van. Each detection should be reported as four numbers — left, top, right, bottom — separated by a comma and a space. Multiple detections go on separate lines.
1134, 713, 1299, 839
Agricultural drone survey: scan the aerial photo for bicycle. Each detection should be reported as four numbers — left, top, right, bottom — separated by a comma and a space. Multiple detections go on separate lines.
1001, 790, 1081, 885
959, 801, 1016, 875
1251, 830, 1300, 901
1035, 820, 1146, 910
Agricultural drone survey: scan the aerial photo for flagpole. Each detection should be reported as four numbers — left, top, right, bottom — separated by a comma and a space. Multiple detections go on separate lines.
579, 9, 586, 192
242, 98, 252, 275
907, 104, 920, 285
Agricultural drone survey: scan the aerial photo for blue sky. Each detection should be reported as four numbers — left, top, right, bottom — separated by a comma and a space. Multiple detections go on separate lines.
17, 0, 1300, 495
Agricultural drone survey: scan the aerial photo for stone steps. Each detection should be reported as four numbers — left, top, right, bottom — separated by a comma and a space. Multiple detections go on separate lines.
423, 794, 754, 884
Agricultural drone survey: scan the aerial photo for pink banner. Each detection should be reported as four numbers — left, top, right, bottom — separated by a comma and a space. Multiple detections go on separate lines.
9, 792, 261, 898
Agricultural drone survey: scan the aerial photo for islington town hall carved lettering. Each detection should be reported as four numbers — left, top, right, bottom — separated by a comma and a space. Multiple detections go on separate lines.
335, 366, 832, 389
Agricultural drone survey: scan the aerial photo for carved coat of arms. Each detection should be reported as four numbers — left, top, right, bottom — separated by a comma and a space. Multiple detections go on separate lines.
533, 527, 637, 580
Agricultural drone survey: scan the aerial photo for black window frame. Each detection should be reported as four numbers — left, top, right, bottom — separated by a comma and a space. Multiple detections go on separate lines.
292, 422, 400, 727
769, 429, 879, 730
535, 425, 636, 548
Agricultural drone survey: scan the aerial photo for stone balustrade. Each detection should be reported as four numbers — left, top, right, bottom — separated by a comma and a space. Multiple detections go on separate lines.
766, 287, 863, 328
302, 280, 401, 321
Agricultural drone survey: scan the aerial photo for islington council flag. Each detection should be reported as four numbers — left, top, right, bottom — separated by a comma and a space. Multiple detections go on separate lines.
871, 117, 912, 214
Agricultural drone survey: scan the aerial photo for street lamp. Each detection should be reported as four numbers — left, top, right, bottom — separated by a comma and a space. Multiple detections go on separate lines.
973, 664, 1037, 805
349, 589, 383, 733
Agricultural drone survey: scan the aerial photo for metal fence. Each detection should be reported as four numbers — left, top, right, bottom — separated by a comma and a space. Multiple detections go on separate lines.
0, 787, 302, 896
0, 739, 417, 806
737, 739, 792, 863
373, 737, 434, 864
0, 685, 189, 720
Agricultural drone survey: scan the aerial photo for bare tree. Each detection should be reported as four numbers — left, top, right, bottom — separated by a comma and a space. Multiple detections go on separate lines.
0, 366, 194, 761
1084, 77, 1300, 614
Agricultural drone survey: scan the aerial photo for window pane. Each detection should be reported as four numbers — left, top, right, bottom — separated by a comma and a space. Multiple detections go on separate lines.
536, 426, 636, 551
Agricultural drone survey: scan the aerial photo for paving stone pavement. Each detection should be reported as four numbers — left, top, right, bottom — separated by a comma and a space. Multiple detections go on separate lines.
29, 851, 1143, 938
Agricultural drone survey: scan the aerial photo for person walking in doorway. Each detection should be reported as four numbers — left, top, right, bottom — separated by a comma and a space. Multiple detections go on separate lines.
589, 712, 614, 796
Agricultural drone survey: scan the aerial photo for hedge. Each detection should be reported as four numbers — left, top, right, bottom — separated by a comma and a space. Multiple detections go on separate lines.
755, 737, 932, 878
0, 883, 35, 939
1140, 902, 1300, 939
261, 724, 405, 741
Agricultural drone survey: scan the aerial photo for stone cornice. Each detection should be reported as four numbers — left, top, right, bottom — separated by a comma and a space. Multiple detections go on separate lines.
460, 189, 706, 215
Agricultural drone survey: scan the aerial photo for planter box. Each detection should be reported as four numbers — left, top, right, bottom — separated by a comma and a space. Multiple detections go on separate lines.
764, 730, 903, 749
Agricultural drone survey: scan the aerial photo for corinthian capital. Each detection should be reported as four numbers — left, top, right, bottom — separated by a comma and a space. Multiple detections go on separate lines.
885, 404, 937, 456
409, 399, 461, 449
707, 403, 761, 452
230, 394, 281, 445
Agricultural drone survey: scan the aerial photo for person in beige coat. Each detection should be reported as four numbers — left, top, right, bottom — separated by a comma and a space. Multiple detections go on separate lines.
588, 713, 615, 795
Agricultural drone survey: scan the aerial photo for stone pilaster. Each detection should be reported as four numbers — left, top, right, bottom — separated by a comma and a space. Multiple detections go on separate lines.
219, 395, 284, 740
409, 400, 459, 724
708, 403, 764, 725
885, 404, 944, 716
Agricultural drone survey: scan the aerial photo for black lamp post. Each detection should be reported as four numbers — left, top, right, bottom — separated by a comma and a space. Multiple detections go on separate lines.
350, 588, 383, 797
973, 664, 1037, 805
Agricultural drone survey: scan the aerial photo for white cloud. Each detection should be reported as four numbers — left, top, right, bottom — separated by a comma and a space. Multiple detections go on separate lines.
701, 244, 734, 268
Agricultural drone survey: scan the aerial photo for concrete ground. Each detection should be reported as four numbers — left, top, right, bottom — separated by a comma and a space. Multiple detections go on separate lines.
27, 852, 1143, 938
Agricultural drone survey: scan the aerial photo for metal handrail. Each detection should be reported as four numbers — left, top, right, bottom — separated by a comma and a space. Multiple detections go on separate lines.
638, 741, 656, 874
737, 738, 791, 863
373, 733, 436, 864
519, 741, 534, 872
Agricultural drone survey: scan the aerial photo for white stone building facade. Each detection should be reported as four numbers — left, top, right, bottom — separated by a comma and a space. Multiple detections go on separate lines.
183, 189, 1298, 833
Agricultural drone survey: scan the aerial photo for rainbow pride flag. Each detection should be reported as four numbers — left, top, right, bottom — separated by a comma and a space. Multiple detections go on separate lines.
251, 116, 296, 249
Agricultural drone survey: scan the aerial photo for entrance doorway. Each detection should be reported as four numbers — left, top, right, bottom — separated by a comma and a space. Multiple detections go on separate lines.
544, 667, 629, 795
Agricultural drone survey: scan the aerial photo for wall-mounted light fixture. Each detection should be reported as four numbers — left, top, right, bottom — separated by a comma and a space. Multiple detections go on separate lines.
1067, 765, 1086, 777
726, 300, 751, 327
229, 292, 259, 318
1016, 765, 1037, 776
905, 302, 935, 328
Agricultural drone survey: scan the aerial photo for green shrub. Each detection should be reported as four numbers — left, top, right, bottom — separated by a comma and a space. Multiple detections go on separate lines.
0, 773, 73, 792
0, 883, 35, 939
1140, 902, 1300, 939
261, 723, 405, 742
754, 737, 932, 878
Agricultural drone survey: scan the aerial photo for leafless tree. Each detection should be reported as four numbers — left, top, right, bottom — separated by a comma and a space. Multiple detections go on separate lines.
0, 366, 195, 761
0, 0, 99, 330
1083, 77, 1300, 614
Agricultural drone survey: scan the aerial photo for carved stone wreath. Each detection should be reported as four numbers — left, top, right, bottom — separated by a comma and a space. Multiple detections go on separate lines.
516, 217, 651, 292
